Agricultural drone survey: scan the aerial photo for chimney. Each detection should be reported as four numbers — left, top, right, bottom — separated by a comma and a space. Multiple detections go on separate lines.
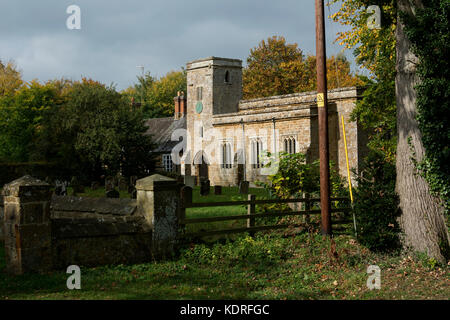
174, 92, 180, 119
174, 91, 187, 120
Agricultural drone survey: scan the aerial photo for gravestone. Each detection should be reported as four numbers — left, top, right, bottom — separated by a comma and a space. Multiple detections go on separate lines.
128, 184, 137, 199
91, 181, 100, 190
106, 188, 120, 198
54, 180, 67, 196
130, 176, 138, 187
105, 176, 115, 192
70, 176, 85, 194
214, 185, 222, 195
184, 175, 195, 188
200, 179, 210, 196
239, 181, 249, 194
118, 176, 128, 191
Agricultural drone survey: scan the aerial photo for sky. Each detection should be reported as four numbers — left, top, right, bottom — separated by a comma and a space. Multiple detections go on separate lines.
0, 0, 356, 90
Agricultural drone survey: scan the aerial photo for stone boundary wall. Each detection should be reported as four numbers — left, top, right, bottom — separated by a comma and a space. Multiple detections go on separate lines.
2, 174, 182, 274
49, 195, 152, 269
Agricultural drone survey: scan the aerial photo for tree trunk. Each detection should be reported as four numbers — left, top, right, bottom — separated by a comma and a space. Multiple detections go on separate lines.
396, 0, 450, 263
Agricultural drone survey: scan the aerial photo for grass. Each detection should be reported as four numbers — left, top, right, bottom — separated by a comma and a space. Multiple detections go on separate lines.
0, 186, 448, 300
0, 231, 448, 300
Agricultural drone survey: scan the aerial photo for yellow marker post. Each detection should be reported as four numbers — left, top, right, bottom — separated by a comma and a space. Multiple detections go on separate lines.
341, 116, 357, 235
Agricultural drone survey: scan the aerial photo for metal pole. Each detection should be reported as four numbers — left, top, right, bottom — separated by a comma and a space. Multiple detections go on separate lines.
315, 0, 332, 235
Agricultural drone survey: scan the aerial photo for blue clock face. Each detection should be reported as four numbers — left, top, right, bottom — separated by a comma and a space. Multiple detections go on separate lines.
196, 101, 203, 114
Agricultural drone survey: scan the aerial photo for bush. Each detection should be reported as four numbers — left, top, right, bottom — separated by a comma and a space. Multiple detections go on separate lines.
182, 234, 293, 267
353, 152, 401, 251
263, 152, 347, 199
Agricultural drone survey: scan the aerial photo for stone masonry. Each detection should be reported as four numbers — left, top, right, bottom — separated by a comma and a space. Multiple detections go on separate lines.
180, 57, 368, 187
2, 174, 182, 274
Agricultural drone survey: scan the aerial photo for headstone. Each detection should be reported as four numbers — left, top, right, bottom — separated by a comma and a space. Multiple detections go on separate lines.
200, 179, 210, 196
239, 181, 249, 194
130, 176, 138, 187
214, 185, 222, 195
184, 175, 195, 188
70, 176, 85, 193
118, 176, 128, 191
106, 188, 120, 198
91, 181, 100, 190
105, 176, 115, 192
54, 185, 63, 196
54, 180, 67, 196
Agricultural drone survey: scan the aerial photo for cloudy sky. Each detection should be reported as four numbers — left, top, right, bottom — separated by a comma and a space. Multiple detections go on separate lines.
0, 0, 356, 90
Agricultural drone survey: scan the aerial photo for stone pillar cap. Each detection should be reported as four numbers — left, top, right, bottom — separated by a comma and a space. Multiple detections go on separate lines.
135, 174, 178, 191
2, 175, 50, 196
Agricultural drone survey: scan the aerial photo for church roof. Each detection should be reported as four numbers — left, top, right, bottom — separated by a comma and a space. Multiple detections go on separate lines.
144, 116, 186, 153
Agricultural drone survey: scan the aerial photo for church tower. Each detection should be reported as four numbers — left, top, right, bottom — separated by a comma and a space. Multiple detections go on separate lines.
185, 57, 242, 180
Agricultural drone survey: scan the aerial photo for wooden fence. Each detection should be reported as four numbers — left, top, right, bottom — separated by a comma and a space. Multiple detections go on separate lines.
179, 187, 353, 239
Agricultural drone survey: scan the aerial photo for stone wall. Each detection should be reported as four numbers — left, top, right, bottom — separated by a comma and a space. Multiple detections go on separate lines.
181, 55, 367, 187
207, 87, 367, 186
2, 174, 182, 274
50, 195, 152, 269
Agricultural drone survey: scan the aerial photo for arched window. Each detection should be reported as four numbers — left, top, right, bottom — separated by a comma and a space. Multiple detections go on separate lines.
224, 70, 230, 83
251, 138, 264, 168
283, 137, 296, 154
197, 87, 203, 101
221, 142, 232, 169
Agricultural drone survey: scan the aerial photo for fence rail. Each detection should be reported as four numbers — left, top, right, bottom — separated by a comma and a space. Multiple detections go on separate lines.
179, 186, 352, 239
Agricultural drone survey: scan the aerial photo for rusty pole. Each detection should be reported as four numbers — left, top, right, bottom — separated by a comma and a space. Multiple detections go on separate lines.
315, 0, 332, 235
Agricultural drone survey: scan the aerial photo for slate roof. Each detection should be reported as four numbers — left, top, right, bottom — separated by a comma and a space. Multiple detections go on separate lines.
144, 116, 186, 153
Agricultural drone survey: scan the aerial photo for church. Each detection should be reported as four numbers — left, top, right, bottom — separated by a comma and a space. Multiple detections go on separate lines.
145, 56, 368, 187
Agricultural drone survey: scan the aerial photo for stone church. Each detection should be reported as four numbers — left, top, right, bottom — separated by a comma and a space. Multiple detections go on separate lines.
146, 56, 367, 187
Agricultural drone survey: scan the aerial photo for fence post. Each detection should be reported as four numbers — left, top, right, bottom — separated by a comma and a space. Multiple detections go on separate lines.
304, 193, 311, 223
179, 186, 192, 235
2, 176, 52, 274
136, 174, 181, 259
247, 194, 256, 236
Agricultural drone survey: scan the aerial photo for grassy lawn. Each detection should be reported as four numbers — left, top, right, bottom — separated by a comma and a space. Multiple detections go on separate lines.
0, 186, 448, 300
0, 231, 448, 300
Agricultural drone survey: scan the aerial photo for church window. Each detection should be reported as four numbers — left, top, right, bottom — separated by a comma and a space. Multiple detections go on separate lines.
197, 87, 203, 101
221, 142, 232, 169
283, 136, 296, 154
224, 70, 230, 83
251, 138, 264, 169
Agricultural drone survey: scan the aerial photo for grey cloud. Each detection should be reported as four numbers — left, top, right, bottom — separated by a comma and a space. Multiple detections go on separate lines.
0, 0, 356, 90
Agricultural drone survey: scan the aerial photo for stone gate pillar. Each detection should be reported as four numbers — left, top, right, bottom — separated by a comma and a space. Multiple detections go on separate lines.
136, 174, 181, 259
2, 176, 52, 274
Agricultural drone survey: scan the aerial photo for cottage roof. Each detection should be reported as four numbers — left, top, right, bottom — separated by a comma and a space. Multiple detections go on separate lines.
144, 116, 186, 153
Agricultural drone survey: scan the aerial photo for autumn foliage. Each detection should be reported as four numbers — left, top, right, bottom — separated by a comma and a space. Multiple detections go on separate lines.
243, 36, 361, 99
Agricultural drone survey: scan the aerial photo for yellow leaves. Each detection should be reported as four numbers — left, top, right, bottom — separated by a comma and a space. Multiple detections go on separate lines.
0, 60, 23, 96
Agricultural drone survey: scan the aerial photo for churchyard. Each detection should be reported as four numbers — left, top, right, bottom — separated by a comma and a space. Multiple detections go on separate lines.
0, 183, 448, 300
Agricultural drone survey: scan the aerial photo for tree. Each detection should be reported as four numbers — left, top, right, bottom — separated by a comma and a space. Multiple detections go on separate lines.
242, 36, 361, 99
126, 70, 187, 118
40, 78, 155, 181
330, 0, 397, 161
0, 60, 23, 96
0, 80, 58, 162
395, 0, 449, 263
